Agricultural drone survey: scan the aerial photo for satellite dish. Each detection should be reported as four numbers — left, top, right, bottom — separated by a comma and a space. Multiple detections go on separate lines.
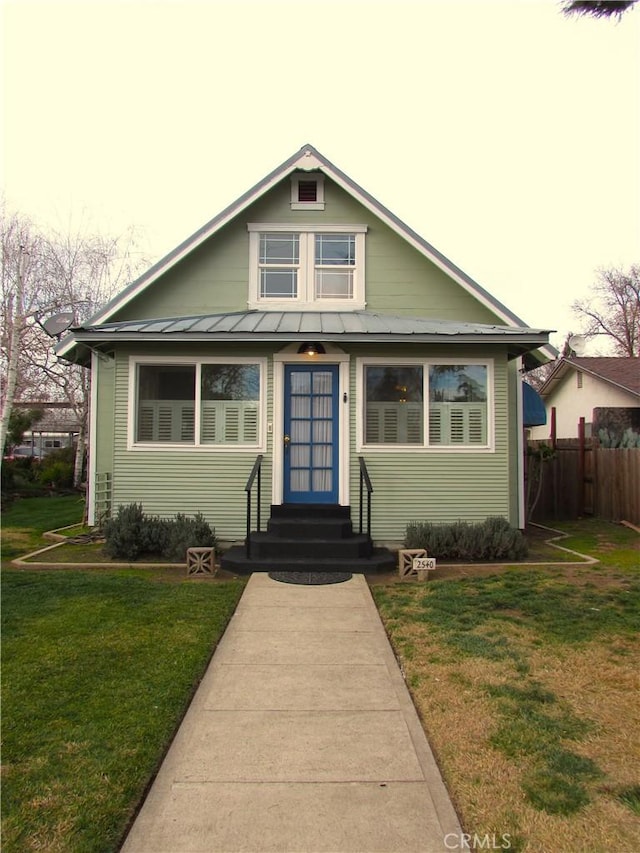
568, 334, 587, 356
42, 312, 75, 337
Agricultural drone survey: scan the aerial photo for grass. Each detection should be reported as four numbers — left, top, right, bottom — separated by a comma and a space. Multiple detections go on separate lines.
1, 495, 85, 560
3, 501, 639, 851
1, 498, 245, 853
373, 520, 640, 852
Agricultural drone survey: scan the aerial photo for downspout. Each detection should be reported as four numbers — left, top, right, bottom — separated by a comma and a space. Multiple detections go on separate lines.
516, 359, 525, 528
87, 351, 99, 526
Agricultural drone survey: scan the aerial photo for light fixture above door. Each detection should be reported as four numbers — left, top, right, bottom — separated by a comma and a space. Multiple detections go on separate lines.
297, 342, 326, 356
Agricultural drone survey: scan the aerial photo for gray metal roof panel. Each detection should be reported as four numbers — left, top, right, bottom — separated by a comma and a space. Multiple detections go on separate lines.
73, 310, 550, 339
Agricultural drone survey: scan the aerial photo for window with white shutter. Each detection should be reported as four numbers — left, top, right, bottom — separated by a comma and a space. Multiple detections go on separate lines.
362, 360, 490, 449
133, 359, 263, 449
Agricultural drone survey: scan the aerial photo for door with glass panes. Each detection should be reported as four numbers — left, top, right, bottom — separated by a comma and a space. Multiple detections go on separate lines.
283, 364, 339, 504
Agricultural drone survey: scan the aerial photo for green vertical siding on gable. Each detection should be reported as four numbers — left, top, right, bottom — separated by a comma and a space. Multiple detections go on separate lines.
111, 176, 506, 326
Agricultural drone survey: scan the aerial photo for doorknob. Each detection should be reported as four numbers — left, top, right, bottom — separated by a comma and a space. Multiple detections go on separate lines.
283, 434, 291, 445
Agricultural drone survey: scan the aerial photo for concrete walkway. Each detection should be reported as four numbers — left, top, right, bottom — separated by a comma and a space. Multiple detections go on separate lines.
120, 573, 465, 853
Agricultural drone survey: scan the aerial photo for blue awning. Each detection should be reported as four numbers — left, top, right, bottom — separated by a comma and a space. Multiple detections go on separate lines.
523, 381, 547, 426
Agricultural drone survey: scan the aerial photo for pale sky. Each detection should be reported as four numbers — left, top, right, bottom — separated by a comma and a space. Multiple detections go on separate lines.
3, 0, 639, 352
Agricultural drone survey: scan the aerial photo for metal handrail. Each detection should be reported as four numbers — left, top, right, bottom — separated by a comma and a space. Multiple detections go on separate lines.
244, 454, 263, 559
358, 457, 373, 548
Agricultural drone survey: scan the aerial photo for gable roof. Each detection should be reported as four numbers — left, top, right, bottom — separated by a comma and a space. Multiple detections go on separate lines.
56, 144, 555, 362
540, 357, 640, 399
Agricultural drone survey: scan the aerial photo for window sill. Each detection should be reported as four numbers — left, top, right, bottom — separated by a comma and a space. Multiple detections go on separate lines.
247, 300, 366, 311
127, 443, 265, 453
290, 202, 325, 211
358, 444, 494, 453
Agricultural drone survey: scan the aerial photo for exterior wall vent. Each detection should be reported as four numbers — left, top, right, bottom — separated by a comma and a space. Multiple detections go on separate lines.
291, 173, 325, 210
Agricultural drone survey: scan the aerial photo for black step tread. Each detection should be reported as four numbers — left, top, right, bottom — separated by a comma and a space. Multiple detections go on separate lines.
267, 518, 354, 538
269, 504, 351, 519
221, 546, 396, 576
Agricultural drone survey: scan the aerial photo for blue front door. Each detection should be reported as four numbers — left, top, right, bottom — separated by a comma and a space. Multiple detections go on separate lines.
284, 364, 339, 504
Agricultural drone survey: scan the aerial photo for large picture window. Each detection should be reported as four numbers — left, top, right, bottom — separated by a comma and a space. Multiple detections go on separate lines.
133, 359, 264, 449
249, 223, 366, 308
362, 361, 490, 448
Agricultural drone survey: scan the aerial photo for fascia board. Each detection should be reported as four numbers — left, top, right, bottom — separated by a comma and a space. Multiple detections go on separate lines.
87, 147, 322, 327
67, 331, 550, 348
313, 156, 530, 328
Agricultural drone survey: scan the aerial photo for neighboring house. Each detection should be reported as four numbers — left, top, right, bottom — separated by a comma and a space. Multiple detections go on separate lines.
529, 357, 640, 440
12, 402, 80, 453
56, 144, 552, 565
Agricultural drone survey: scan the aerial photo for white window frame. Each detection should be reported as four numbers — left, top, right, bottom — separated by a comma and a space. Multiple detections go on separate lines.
127, 355, 267, 452
356, 357, 495, 452
290, 174, 325, 210
248, 223, 367, 310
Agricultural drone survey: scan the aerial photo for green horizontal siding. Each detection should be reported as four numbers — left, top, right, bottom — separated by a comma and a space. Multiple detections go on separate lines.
348, 345, 511, 540
110, 346, 273, 540
105, 343, 515, 541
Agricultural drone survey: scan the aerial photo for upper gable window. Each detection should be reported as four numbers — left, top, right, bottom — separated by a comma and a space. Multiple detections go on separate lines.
248, 223, 366, 309
291, 174, 325, 210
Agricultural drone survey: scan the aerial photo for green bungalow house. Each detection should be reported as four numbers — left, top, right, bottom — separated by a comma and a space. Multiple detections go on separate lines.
56, 144, 552, 573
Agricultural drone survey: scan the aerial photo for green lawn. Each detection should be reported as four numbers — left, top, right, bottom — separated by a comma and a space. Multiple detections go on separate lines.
1, 495, 85, 560
1, 496, 245, 852
373, 520, 640, 852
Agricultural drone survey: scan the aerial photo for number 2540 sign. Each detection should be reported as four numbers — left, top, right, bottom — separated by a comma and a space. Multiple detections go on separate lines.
413, 556, 437, 572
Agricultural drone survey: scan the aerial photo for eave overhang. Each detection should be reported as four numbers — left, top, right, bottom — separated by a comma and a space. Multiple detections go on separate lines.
57, 310, 552, 369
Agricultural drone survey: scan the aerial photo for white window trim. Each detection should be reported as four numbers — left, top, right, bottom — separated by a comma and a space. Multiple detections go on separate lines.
356, 356, 495, 453
127, 355, 267, 452
290, 173, 325, 210
248, 223, 367, 310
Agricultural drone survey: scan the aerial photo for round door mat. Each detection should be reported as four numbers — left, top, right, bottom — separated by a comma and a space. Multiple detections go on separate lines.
268, 571, 353, 585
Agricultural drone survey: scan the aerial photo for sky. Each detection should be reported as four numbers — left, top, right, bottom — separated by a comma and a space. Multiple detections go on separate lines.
2, 0, 639, 353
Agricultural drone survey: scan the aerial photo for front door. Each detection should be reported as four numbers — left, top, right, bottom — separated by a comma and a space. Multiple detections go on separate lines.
284, 364, 339, 504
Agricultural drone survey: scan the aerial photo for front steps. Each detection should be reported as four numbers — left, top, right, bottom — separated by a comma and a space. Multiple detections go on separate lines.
221, 504, 396, 576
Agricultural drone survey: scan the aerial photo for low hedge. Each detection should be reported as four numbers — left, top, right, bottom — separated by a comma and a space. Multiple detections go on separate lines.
404, 516, 527, 562
103, 503, 217, 562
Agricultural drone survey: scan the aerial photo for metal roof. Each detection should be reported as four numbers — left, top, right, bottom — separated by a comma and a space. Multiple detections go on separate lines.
66, 310, 550, 362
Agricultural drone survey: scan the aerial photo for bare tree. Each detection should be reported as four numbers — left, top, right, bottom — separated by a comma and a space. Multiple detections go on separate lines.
1, 206, 147, 484
0, 210, 57, 451
31, 223, 147, 484
572, 265, 640, 356
561, 1, 638, 19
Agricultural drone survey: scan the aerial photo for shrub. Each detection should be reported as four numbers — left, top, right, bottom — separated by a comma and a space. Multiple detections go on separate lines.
165, 513, 216, 562
37, 460, 74, 489
35, 448, 78, 490
404, 516, 528, 561
103, 504, 217, 562
103, 503, 145, 560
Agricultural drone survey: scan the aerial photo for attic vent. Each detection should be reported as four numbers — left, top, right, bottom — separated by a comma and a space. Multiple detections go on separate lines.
297, 180, 317, 202
291, 173, 325, 210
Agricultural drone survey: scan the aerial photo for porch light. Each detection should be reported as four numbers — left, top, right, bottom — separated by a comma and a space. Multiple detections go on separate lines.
298, 342, 326, 357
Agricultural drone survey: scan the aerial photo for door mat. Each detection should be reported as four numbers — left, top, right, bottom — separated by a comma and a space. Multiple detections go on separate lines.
268, 571, 353, 585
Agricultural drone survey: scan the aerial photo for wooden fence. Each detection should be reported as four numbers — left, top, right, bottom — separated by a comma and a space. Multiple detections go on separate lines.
527, 439, 640, 525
